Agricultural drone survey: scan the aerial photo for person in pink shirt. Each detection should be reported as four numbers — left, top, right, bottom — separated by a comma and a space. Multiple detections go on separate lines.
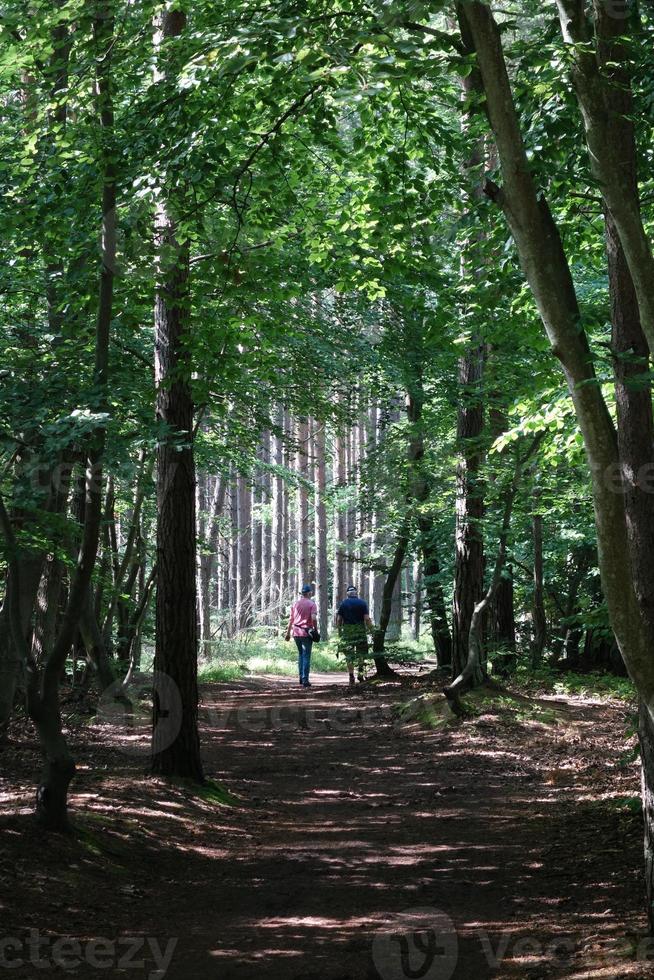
285, 584, 318, 687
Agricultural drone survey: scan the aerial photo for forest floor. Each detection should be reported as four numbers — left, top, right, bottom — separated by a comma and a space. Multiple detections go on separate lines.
0, 671, 650, 980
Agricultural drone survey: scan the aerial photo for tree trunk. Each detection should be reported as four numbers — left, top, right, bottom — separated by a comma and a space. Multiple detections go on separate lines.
367, 402, 379, 610
493, 568, 516, 676
531, 512, 547, 665
419, 516, 452, 667
0, 558, 42, 740
413, 561, 422, 642
196, 470, 210, 651
296, 417, 310, 587
284, 412, 296, 597
229, 479, 238, 633
345, 415, 356, 587
372, 524, 409, 675
198, 475, 225, 654
79, 594, 117, 693
447, 438, 540, 702
151, 7, 203, 784
280, 425, 289, 620
261, 430, 272, 621
313, 422, 330, 640
555, 0, 654, 355
253, 449, 263, 614
640, 701, 654, 930
272, 413, 284, 624
457, 1, 654, 704
236, 472, 252, 631
452, 344, 485, 677
333, 427, 347, 611
387, 569, 403, 642
357, 395, 369, 603
458, 2, 654, 922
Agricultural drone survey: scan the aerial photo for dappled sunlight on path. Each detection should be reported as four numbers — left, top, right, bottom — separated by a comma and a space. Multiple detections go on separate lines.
0, 674, 646, 979
166, 674, 646, 979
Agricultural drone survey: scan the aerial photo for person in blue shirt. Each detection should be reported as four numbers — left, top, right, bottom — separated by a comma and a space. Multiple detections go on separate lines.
336, 585, 374, 686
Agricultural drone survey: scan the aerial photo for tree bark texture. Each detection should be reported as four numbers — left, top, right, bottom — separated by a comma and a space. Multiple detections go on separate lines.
151, 7, 203, 783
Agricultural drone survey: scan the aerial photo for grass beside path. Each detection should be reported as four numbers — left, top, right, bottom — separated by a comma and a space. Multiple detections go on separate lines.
198, 635, 343, 682
198, 632, 433, 682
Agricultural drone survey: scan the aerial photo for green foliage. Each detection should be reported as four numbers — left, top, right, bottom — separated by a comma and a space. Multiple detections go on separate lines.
515, 664, 635, 702
199, 636, 344, 681
2, 0, 651, 697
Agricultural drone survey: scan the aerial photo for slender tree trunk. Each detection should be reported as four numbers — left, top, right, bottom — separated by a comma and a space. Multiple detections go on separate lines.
447, 438, 541, 702
0, 558, 42, 740
367, 402, 379, 609
280, 421, 289, 620
357, 394, 369, 602
345, 415, 356, 587
333, 427, 347, 611
79, 595, 117, 692
413, 561, 422, 642
419, 517, 452, 666
452, 346, 485, 677
372, 525, 409, 676
253, 446, 263, 613
313, 422, 329, 640
236, 472, 252, 631
493, 567, 516, 675
272, 413, 284, 624
387, 569, 403, 642
531, 512, 547, 665
296, 417, 310, 587
151, 7, 203, 783
261, 430, 272, 621
284, 412, 296, 597
231, 477, 240, 632
196, 470, 209, 653
198, 475, 226, 654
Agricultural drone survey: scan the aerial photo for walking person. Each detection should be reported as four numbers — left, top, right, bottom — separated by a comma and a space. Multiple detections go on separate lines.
336, 585, 374, 686
285, 584, 318, 688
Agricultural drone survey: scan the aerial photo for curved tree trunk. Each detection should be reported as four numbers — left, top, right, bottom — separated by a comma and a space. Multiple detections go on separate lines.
458, 0, 654, 923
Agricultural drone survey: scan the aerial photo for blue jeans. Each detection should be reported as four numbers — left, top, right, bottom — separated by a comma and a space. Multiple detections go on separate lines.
294, 636, 313, 684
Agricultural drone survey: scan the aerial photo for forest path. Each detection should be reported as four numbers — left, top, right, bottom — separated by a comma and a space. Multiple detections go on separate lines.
0, 674, 647, 980
160, 673, 645, 980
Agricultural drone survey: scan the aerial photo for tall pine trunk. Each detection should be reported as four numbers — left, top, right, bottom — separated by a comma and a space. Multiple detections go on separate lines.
296, 417, 310, 587
313, 422, 329, 640
236, 472, 252, 630
151, 7, 203, 783
531, 511, 546, 665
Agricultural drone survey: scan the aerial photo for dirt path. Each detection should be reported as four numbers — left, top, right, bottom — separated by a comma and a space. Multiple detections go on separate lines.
0, 673, 649, 979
